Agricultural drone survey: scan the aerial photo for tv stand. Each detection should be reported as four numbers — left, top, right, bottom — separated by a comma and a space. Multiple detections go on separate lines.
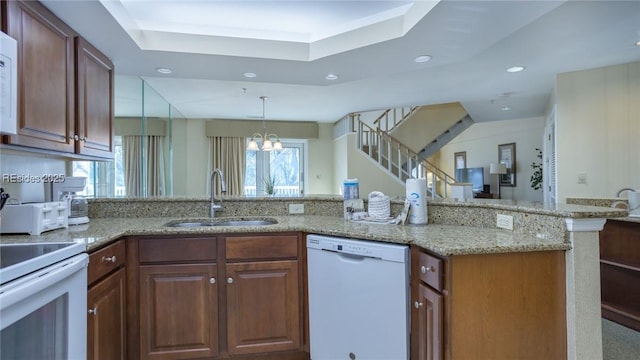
474, 192, 493, 199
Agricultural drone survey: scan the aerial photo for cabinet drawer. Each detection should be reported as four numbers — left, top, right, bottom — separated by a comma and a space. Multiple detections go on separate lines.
226, 234, 299, 261
418, 252, 443, 291
88, 240, 125, 285
139, 237, 217, 263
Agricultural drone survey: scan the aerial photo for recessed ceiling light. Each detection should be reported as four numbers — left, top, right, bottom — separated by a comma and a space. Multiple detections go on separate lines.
501, 106, 512, 111
325, 74, 339, 80
414, 55, 432, 63
243, 72, 257, 78
156, 67, 172, 74
507, 66, 525, 73
636, 40, 640, 46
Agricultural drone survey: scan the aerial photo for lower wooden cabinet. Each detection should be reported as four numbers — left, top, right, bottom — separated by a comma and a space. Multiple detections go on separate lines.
128, 233, 306, 360
87, 240, 127, 360
414, 283, 443, 360
411, 248, 444, 360
226, 260, 300, 355
139, 264, 218, 360
599, 219, 640, 331
410, 245, 567, 360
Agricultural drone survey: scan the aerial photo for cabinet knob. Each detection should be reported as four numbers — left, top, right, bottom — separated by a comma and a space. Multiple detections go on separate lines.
414, 301, 423, 309
209, 277, 216, 284
88, 306, 98, 315
101, 255, 116, 263
421, 265, 433, 274
227, 277, 234, 284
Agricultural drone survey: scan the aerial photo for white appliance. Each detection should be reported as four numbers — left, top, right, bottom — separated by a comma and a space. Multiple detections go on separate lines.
50, 176, 90, 225
0, 31, 18, 134
0, 242, 88, 359
306, 234, 410, 360
0, 201, 69, 235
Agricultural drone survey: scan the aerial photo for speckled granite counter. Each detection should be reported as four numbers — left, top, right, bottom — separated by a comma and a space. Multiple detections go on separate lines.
566, 197, 640, 223
0, 215, 571, 256
1, 197, 626, 257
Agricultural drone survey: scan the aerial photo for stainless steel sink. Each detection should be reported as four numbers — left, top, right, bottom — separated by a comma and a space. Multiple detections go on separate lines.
165, 218, 277, 227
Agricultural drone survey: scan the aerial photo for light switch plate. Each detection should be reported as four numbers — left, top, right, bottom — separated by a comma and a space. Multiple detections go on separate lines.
496, 214, 513, 230
289, 204, 304, 214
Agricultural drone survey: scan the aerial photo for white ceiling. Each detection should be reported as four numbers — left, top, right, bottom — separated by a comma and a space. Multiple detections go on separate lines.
40, 0, 640, 123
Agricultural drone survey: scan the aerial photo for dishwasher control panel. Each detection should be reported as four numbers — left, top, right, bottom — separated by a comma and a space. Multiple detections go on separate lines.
334, 243, 375, 256
307, 234, 408, 262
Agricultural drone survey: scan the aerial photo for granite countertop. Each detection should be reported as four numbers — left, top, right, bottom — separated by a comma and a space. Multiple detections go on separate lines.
0, 215, 571, 257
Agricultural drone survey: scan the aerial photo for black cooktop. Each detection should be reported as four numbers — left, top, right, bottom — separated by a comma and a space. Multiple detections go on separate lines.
0, 242, 84, 285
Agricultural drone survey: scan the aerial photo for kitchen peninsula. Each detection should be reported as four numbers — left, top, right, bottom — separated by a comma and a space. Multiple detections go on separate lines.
0, 197, 626, 360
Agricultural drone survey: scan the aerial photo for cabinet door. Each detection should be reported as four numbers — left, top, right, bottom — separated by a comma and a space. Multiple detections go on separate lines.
75, 37, 114, 157
415, 283, 443, 360
3, 0, 75, 152
87, 267, 127, 360
139, 264, 218, 360
226, 260, 301, 355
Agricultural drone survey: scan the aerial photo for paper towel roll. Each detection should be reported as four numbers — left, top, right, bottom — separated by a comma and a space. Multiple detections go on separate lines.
406, 178, 427, 225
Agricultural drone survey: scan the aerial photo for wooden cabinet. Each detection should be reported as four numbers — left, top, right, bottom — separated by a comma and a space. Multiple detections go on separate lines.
411, 249, 444, 360
410, 246, 567, 360
75, 36, 114, 157
225, 234, 301, 355
599, 219, 640, 331
87, 240, 127, 360
128, 233, 306, 360
136, 237, 218, 360
2, 0, 113, 158
3, 0, 75, 152
139, 264, 218, 360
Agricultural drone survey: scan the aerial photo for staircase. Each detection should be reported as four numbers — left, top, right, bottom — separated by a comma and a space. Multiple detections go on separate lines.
336, 102, 474, 198
355, 118, 457, 198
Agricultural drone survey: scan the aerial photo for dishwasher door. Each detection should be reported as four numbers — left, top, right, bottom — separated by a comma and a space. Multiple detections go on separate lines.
306, 234, 409, 360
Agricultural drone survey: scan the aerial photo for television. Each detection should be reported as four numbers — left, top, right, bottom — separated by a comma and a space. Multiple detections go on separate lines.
455, 167, 485, 193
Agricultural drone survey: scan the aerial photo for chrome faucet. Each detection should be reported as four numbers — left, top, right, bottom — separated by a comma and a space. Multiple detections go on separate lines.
210, 168, 227, 217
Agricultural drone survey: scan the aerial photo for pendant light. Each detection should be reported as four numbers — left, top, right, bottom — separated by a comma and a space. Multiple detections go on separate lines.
247, 96, 282, 151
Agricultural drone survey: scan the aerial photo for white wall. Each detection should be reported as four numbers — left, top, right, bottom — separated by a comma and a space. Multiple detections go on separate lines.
556, 61, 640, 201
433, 117, 545, 201
0, 152, 67, 200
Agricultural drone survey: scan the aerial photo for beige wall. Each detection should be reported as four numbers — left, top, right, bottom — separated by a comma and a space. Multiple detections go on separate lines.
434, 117, 545, 201
307, 123, 335, 194
333, 133, 407, 198
556, 61, 640, 201
333, 135, 349, 195
171, 119, 334, 196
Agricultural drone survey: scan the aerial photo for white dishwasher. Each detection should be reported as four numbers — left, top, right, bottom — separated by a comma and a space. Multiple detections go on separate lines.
306, 234, 410, 360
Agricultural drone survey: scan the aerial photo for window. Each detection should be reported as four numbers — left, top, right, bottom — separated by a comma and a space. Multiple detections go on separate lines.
72, 136, 123, 197
245, 140, 306, 196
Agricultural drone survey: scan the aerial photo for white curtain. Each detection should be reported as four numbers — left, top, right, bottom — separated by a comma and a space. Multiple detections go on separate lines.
123, 135, 166, 196
208, 136, 246, 196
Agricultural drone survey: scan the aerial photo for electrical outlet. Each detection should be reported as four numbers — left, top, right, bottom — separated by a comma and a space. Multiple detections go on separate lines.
289, 204, 304, 214
496, 214, 513, 230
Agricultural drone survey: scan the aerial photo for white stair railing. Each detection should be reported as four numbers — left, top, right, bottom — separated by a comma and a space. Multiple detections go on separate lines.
355, 117, 456, 198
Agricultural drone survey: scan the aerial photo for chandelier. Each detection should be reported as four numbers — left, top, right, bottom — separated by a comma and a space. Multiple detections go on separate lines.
247, 96, 282, 151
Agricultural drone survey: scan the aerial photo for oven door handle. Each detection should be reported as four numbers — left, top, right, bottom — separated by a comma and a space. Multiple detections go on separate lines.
0, 253, 88, 311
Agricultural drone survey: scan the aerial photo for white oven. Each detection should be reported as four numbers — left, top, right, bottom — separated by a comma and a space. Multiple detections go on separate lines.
0, 242, 88, 359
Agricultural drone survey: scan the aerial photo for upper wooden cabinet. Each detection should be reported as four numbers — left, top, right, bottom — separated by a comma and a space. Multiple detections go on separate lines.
75, 37, 114, 157
2, 0, 114, 158
3, 0, 76, 153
